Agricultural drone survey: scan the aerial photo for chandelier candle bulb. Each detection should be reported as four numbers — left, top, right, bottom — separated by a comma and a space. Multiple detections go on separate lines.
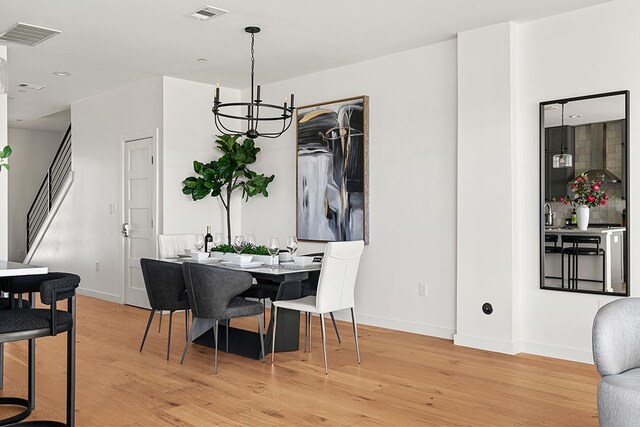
256, 85, 261, 102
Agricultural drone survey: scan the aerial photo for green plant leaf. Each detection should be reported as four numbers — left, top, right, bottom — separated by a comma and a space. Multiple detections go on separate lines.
2, 146, 12, 158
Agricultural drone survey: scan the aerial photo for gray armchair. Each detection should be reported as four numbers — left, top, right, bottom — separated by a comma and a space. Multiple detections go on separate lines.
180, 263, 265, 373
593, 298, 640, 426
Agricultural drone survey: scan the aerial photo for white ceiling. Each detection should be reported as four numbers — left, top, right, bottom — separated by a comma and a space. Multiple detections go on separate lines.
544, 94, 627, 127
1, 0, 613, 132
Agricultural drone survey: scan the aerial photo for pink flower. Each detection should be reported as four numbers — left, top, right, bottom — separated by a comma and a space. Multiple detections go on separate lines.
602, 200, 607, 206
576, 177, 583, 182
587, 196, 596, 203
571, 184, 577, 190
592, 185, 600, 191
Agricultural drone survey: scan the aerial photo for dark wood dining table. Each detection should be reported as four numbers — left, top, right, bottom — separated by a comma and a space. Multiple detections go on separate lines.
163, 257, 321, 360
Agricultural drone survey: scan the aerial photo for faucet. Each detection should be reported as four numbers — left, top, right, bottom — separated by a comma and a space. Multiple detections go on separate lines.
544, 203, 555, 226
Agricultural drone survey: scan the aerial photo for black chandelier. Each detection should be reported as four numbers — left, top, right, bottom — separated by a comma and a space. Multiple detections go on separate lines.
213, 26, 295, 139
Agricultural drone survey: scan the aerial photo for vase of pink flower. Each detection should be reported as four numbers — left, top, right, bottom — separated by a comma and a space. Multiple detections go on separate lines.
559, 173, 609, 230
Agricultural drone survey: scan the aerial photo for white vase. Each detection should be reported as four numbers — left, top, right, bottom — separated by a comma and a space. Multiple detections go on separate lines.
576, 205, 590, 230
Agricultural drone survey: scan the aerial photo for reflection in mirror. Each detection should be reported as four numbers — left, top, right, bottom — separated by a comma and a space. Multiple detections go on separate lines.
540, 91, 629, 296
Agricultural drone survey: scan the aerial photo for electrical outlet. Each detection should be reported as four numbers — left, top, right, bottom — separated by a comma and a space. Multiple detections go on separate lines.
418, 282, 427, 297
95, 261, 101, 272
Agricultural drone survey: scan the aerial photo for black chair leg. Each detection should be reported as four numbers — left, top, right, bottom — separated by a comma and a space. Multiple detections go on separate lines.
158, 311, 162, 333
139, 309, 156, 352
167, 311, 174, 361
185, 310, 189, 341
28, 339, 35, 410
213, 320, 219, 374
67, 298, 76, 427
330, 313, 341, 343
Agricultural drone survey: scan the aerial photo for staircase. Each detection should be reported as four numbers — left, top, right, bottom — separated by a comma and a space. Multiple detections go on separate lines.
25, 125, 73, 259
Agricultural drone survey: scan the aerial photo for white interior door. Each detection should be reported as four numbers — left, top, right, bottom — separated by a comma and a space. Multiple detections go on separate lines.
123, 136, 156, 308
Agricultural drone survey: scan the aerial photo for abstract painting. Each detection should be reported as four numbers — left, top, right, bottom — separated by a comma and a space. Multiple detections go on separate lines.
296, 96, 369, 243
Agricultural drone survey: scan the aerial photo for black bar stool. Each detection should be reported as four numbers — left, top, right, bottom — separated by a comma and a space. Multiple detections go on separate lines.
544, 234, 564, 285
0, 273, 79, 426
561, 235, 606, 291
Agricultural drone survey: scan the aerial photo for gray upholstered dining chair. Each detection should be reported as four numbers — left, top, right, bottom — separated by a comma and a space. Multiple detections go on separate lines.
180, 263, 265, 374
139, 258, 190, 361
593, 298, 640, 426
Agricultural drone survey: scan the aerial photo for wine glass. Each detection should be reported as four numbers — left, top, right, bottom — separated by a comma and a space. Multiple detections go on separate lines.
286, 236, 298, 257
233, 235, 245, 258
268, 237, 280, 268
246, 234, 256, 248
213, 233, 224, 247
194, 234, 205, 252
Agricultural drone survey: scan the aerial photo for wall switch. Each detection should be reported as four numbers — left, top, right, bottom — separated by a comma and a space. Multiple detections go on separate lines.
109, 203, 114, 215
95, 261, 101, 272
418, 282, 428, 297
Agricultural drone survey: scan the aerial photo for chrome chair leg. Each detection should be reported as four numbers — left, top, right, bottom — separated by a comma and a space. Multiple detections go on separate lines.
180, 318, 198, 364
304, 312, 309, 353
167, 311, 174, 361
320, 313, 328, 375
213, 320, 219, 374
140, 309, 156, 352
330, 312, 341, 343
309, 313, 312, 352
158, 311, 162, 332
258, 315, 265, 360
351, 308, 361, 364
271, 306, 278, 363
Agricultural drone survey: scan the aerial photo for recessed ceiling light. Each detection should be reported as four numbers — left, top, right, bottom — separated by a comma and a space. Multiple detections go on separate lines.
53, 71, 71, 77
569, 114, 582, 118
197, 58, 208, 63
7, 96, 14, 100
18, 82, 45, 90
186, 6, 228, 20
16, 119, 22, 122
545, 105, 559, 110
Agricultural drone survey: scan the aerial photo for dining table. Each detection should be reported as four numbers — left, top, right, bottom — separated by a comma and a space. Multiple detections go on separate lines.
162, 255, 322, 360
0, 260, 48, 389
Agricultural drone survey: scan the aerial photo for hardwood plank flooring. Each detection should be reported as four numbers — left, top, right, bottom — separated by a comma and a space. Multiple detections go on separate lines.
0, 295, 599, 426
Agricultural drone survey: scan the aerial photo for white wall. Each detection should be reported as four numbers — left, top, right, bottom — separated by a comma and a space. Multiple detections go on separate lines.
455, 22, 521, 354
0, 46, 7, 260
161, 76, 242, 239
515, 0, 640, 362
7, 128, 63, 261
241, 40, 459, 337
31, 77, 164, 302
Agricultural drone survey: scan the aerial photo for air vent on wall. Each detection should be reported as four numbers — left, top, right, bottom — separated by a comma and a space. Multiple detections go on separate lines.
186, 6, 228, 20
0, 22, 61, 46
18, 83, 46, 91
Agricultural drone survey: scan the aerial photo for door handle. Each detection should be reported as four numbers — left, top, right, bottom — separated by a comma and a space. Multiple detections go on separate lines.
122, 222, 130, 237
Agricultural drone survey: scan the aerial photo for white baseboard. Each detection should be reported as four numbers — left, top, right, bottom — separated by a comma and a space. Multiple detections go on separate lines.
453, 334, 520, 355
520, 340, 593, 364
341, 312, 455, 340
453, 334, 593, 364
77, 287, 123, 304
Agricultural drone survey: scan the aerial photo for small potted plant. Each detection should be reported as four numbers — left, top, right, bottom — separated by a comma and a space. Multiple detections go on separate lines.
560, 173, 608, 230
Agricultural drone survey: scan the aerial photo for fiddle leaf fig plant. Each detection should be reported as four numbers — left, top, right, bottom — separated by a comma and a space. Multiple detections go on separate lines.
182, 135, 275, 244
0, 145, 12, 172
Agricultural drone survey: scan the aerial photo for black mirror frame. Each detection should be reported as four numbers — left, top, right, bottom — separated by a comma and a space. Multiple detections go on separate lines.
539, 90, 630, 296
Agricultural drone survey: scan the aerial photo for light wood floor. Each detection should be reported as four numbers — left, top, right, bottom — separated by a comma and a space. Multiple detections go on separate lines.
0, 295, 599, 426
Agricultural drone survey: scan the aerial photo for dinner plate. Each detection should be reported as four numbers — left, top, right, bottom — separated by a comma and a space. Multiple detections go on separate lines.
176, 254, 191, 259
221, 261, 264, 269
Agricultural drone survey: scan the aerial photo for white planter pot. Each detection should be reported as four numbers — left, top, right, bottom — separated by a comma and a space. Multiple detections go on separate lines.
576, 205, 590, 230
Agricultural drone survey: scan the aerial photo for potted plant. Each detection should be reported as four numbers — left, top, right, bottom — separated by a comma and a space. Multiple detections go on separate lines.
182, 135, 275, 244
560, 173, 608, 230
0, 145, 11, 172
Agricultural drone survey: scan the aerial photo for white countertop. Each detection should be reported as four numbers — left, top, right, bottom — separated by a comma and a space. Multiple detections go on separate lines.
545, 227, 626, 235
0, 260, 48, 277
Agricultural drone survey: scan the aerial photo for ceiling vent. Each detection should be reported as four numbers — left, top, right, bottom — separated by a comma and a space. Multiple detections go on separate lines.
186, 6, 228, 20
18, 83, 46, 91
0, 22, 61, 46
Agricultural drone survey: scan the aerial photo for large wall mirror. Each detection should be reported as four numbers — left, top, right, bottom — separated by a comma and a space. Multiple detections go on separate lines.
540, 91, 629, 296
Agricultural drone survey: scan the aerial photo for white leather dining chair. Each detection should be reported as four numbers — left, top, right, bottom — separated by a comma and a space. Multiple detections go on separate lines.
271, 240, 364, 374
157, 234, 197, 259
